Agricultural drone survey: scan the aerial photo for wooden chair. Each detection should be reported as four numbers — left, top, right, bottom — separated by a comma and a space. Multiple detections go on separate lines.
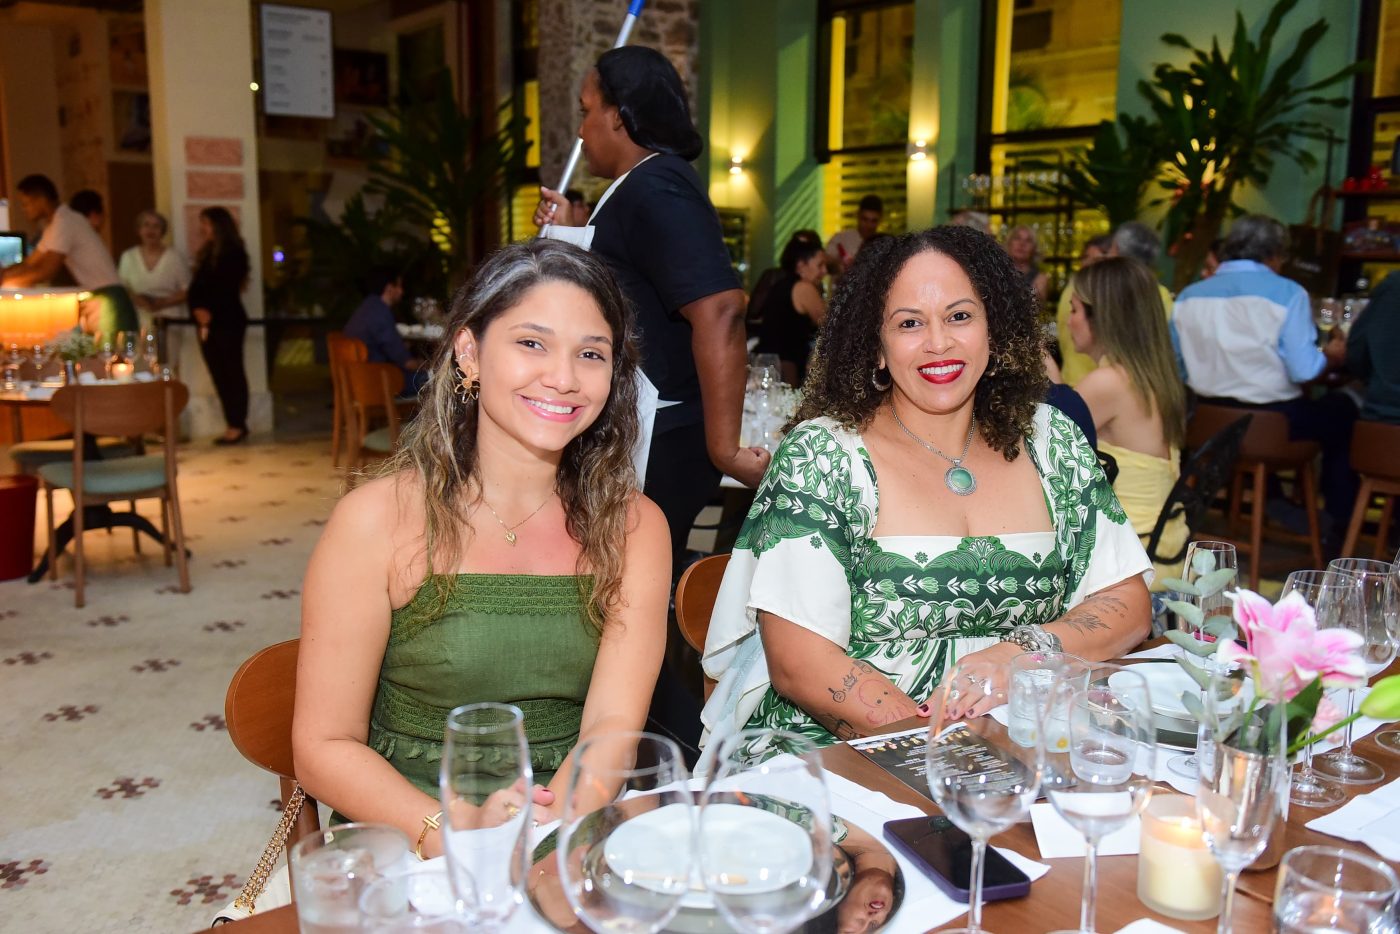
1187, 403, 1323, 589
1341, 420, 1400, 559
226, 640, 321, 866
38, 380, 190, 607
344, 361, 404, 474
675, 554, 730, 700
1144, 413, 1252, 569
326, 332, 367, 469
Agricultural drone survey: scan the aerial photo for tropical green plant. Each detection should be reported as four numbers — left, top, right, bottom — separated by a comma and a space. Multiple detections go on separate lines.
1027, 116, 1161, 228
364, 71, 530, 287
1137, 0, 1367, 288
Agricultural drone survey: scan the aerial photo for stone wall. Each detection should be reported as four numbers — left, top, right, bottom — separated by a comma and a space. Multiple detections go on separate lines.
537, 0, 700, 197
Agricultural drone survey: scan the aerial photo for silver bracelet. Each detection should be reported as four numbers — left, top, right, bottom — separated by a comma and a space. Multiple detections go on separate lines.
1002, 623, 1062, 654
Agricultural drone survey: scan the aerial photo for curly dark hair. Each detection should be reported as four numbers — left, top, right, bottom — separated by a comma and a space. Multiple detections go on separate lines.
793, 225, 1048, 460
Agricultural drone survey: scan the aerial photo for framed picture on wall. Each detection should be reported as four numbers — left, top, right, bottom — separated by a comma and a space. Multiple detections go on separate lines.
113, 91, 151, 153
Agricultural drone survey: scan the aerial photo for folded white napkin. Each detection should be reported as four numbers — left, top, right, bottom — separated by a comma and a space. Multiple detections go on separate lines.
1029, 801, 1140, 858
23, 385, 55, 400
1305, 776, 1400, 862
1113, 920, 1186, 934
1125, 644, 1181, 661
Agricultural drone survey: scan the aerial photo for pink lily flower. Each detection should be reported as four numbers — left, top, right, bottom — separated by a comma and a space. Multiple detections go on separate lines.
1218, 590, 1365, 702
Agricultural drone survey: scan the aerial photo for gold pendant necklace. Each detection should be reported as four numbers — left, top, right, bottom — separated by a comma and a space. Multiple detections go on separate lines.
479, 492, 552, 544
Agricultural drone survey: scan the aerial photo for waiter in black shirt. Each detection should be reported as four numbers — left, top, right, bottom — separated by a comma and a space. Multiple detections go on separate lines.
535, 47, 768, 752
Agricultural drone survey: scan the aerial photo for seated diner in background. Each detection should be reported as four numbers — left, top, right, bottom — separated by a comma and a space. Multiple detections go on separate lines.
1067, 256, 1189, 583
1347, 269, 1400, 425
701, 225, 1153, 756
0, 174, 138, 338
752, 231, 827, 386
291, 240, 670, 855
1174, 214, 1358, 541
344, 265, 426, 396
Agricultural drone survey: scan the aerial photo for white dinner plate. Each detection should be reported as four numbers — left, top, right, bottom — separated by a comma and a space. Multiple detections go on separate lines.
1111, 663, 1252, 720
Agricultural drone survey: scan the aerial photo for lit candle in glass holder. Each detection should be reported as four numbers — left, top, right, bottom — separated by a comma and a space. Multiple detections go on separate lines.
1137, 794, 1223, 921
110, 361, 134, 382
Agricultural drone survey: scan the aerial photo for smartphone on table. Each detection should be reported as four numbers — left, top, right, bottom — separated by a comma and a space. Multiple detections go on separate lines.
883, 815, 1031, 902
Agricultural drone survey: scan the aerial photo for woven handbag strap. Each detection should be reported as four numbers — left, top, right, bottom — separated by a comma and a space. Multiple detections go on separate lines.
232, 784, 307, 914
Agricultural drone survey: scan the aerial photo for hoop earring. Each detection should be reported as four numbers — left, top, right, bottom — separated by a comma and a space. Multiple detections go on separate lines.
453, 363, 480, 403
871, 366, 892, 392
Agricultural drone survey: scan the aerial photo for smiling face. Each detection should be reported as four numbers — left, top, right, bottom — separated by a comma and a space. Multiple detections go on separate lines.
1068, 292, 1096, 356
578, 69, 628, 180
455, 280, 615, 459
878, 250, 990, 417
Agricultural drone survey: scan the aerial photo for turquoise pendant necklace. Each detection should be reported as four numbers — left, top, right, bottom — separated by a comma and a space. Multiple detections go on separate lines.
890, 405, 977, 496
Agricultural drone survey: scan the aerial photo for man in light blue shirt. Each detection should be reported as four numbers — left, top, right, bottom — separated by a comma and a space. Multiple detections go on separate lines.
1175, 215, 1355, 542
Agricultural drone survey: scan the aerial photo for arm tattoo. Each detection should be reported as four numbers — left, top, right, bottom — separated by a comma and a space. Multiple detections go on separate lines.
1058, 594, 1128, 635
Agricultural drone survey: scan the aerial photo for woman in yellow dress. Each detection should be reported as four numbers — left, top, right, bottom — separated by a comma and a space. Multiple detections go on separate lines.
1067, 256, 1189, 584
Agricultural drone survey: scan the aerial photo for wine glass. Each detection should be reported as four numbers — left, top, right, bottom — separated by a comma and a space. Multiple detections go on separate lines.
117, 330, 137, 363
1273, 845, 1399, 933
698, 728, 833, 934
1376, 551, 1400, 754
1195, 671, 1289, 934
925, 659, 1050, 934
141, 329, 160, 373
1278, 570, 1359, 807
1166, 540, 1239, 779
2, 343, 20, 389
556, 731, 693, 934
1314, 559, 1396, 785
1044, 665, 1156, 934
439, 703, 533, 932
97, 336, 116, 379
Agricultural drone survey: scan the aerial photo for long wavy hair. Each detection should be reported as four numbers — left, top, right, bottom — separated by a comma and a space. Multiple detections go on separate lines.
1072, 257, 1187, 449
794, 225, 1047, 460
195, 206, 249, 288
380, 240, 642, 633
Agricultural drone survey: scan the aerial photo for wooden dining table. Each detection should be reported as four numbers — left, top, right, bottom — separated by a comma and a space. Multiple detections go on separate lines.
216, 676, 1400, 934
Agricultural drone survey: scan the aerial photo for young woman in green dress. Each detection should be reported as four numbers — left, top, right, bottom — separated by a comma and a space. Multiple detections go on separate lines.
702, 226, 1154, 756
293, 240, 670, 857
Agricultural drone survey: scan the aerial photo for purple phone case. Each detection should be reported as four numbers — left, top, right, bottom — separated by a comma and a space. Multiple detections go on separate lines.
882, 817, 1032, 903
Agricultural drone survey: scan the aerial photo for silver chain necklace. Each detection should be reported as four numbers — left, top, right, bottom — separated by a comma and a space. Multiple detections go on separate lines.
889, 405, 978, 495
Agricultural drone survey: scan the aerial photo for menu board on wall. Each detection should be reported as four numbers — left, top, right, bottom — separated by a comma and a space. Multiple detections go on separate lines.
260, 4, 334, 119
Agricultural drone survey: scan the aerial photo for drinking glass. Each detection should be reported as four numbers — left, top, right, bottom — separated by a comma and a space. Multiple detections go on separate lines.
1273, 845, 1399, 934
2, 343, 20, 389
97, 337, 115, 379
750, 354, 781, 388
439, 703, 532, 932
358, 862, 468, 932
1044, 665, 1157, 934
556, 731, 693, 934
141, 329, 160, 373
1167, 541, 1238, 779
117, 330, 137, 363
289, 822, 412, 934
925, 660, 1050, 934
1376, 551, 1400, 754
698, 728, 833, 934
1007, 651, 1090, 751
1314, 559, 1396, 785
1196, 673, 1289, 934
1278, 570, 1359, 807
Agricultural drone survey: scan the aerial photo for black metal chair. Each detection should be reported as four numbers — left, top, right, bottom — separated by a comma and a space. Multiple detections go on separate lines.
1095, 448, 1119, 486
1143, 413, 1253, 568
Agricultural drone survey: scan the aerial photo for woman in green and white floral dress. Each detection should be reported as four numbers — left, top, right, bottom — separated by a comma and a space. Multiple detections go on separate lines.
701, 226, 1153, 755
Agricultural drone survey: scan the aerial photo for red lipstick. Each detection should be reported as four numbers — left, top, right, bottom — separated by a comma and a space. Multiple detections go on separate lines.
917, 359, 966, 385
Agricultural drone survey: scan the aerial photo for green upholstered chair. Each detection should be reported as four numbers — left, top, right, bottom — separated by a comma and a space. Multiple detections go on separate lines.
38, 379, 191, 607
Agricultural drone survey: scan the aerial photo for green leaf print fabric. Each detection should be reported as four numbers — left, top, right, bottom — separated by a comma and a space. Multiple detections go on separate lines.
699, 404, 1151, 752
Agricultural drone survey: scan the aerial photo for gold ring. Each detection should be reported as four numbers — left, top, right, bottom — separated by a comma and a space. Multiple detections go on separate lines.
505, 803, 521, 818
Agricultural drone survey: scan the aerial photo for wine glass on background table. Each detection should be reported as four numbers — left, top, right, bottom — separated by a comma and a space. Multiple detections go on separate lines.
439, 703, 533, 932
1166, 541, 1239, 779
698, 728, 833, 934
97, 336, 115, 379
556, 731, 693, 934
1278, 570, 1359, 807
1376, 552, 1400, 754
1273, 845, 1400, 934
925, 659, 1051, 934
1314, 559, 1396, 785
1044, 665, 1157, 934
141, 328, 160, 373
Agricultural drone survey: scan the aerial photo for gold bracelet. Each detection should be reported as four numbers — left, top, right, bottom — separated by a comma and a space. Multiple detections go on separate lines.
416, 810, 443, 861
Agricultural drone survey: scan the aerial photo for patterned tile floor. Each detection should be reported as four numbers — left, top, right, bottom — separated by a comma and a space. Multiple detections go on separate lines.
0, 435, 342, 932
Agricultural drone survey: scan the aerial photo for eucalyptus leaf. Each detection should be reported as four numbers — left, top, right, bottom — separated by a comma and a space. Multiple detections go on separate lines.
1160, 578, 1201, 597
1164, 630, 1219, 656
1164, 600, 1204, 628
1194, 568, 1238, 598
1181, 690, 1207, 722
1191, 549, 1218, 576
1177, 657, 1214, 689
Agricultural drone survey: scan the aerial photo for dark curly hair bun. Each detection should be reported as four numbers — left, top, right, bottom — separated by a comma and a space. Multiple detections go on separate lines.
794, 225, 1048, 461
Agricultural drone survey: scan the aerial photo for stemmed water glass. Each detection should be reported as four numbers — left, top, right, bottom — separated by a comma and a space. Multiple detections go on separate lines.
141, 329, 160, 373
1195, 671, 1289, 934
698, 728, 833, 934
1273, 845, 1400, 932
1278, 570, 1359, 807
1044, 665, 1157, 934
1314, 559, 1396, 785
556, 731, 694, 934
1166, 541, 1239, 779
1376, 551, 1400, 754
925, 659, 1050, 934
97, 336, 116, 379
439, 702, 533, 932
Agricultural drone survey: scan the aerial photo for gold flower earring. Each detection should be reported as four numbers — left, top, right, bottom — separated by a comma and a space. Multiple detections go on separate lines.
453, 354, 480, 404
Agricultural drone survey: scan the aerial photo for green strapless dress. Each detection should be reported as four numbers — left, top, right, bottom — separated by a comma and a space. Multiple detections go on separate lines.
367, 573, 599, 797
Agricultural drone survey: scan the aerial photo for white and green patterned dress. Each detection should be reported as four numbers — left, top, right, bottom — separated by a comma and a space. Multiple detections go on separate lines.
700, 404, 1151, 752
